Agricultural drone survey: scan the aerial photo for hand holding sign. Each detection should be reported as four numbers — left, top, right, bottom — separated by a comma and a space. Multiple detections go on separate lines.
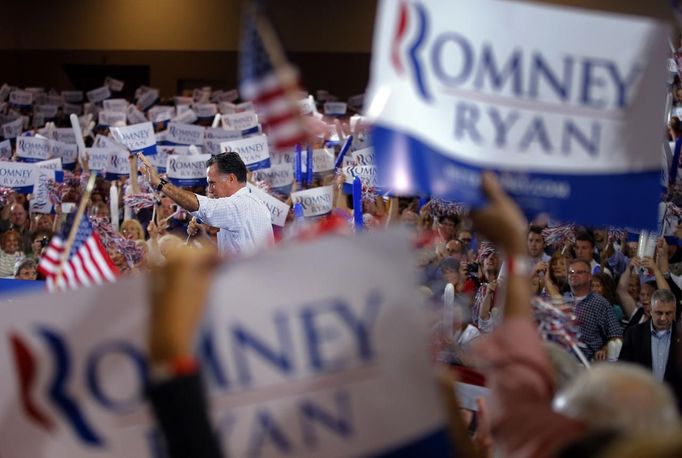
137, 153, 161, 188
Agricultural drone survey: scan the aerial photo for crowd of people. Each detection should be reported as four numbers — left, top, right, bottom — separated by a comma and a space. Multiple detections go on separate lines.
1, 71, 682, 456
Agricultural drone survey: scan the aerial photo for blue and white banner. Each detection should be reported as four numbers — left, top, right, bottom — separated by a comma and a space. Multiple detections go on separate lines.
16, 136, 54, 163
9, 90, 33, 109
166, 153, 211, 187
220, 134, 271, 171
171, 108, 197, 125
366, 0, 669, 229
62, 91, 84, 103
302, 147, 335, 174
246, 183, 290, 226
126, 105, 147, 125
98, 110, 127, 127
351, 146, 375, 167
85, 147, 113, 174
110, 122, 157, 156
204, 127, 242, 155
35, 105, 58, 119
342, 165, 379, 195
291, 185, 335, 217
105, 148, 131, 180
59, 143, 78, 170
54, 128, 77, 145
148, 106, 174, 124
136, 88, 159, 111
0, 230, 449, 457
86, 86, 111, 104
102, 98, 128, 113
221, 111, 260, 135
324, 101, 348, 116
256, 163, 295, 190
30, 165, 57, 214
194, 103, 217, 119
0, 162, 36, 193
166, 122, 205, 146
2, 118, 22, 139
151, 146, 174, 173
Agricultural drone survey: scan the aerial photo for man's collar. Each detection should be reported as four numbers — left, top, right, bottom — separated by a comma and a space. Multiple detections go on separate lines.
650, 321, 672, 337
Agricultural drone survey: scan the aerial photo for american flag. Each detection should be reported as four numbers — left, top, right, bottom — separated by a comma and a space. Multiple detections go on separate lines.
37, 215, 119, 292
239, 5, 306, 150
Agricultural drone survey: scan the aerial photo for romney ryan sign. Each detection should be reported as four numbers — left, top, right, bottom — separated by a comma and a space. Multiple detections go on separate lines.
366, 0, 669, 229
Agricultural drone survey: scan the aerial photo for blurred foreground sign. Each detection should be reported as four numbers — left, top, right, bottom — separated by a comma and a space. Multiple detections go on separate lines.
0, 230, 449, 457
367, 0, 669, 228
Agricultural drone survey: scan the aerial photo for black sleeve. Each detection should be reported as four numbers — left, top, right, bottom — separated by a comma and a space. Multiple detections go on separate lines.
666, 277, 682, 322
618, 327, 636, 363
146, 373, 223, 458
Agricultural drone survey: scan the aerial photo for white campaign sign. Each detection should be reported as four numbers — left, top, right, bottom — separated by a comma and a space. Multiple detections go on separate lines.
86, 147, 114, 173
302, 148, 335, 174
0, 161, 36, 193
0, 230, 447, 458
366, 0, 669, 229
291, 185, 334, 217
0, 140, 11, 160
246, 183, 290, 226
110, 122, 157, 156
256, 163, 294, 189
86, 86, 112, 103
204, 127, 242, 154
222, 111, 259, 132
102, 98, 128, 113
16, 136, 54, 162
166, 154, 211, 186
220, 134, 271, 171
166, 122, 205, 145
30, 165, 56, 214
351, 146, 375, 167
105, 148, 131, 179
98, 110, 127, 127
324, 102, 347, 116
2, 118, 22, 139
9, 90, 33, 107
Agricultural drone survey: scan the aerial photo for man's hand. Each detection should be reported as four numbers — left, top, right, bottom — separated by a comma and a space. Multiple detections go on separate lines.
148, 246, 220, 364
187, 217, 201, 238
594, 348, 608, 361
470, 172, 527, 256
137, 153, 161, 188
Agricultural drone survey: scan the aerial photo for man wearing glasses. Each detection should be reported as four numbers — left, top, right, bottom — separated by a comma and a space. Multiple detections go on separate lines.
568, 259, 622, 361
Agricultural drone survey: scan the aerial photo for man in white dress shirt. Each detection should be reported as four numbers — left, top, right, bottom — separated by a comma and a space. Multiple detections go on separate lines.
139, 152, 273, 256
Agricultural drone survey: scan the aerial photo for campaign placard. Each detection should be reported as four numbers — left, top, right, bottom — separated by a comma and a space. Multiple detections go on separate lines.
16, 136, 54, 162
102, 98, 128, 113
85, 147, 113, 174
0, 161, 36, 193
104, 76, 125, 92
342, 165, 379, 195
110, 123, 157, 156
105, 148, 131, 180
291, 185, 334, 217
166, 122, 205, 146
2, 118, 23, 139
0, 230, 449, 458
220, 134, 271, 171
256, 162, 295, 190
98, 110, 127, 127
366, 0, 669, 229
86, 86, 112, 104
62, 91, 84, 103
351, 146, 375, 167
29, 166, 56, 214
166, 153, 211, 187
221, 111, 259, 134
0, 140, 11, 160
137, 88, 159, 111
246, 183, 290, 226
194, 103, 217, 119
324, 101, 348, 116
9, 90, 33, 108
302, 148, 335, 174
204, 127, 242, 155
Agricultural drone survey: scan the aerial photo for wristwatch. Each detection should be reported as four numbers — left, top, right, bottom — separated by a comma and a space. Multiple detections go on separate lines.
156, 178, 167, 193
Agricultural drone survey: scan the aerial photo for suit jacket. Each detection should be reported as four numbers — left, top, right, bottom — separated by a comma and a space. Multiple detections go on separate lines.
619, 320, 682, 412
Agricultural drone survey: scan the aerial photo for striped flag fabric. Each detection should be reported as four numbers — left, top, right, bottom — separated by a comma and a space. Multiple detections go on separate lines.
37, 215, 119, 292
239, 5, 306, 150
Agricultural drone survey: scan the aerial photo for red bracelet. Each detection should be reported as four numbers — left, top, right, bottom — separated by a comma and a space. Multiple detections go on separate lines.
150, 356, 199, 383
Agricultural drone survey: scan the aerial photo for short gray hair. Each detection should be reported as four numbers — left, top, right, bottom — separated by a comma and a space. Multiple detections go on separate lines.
552, 363, 680, 435
651, 289, 676, 309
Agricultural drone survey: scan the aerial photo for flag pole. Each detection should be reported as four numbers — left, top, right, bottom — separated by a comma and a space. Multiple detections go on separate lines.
54, 173, 98, 281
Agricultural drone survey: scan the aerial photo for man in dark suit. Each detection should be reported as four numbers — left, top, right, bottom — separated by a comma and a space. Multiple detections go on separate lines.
619, 289, 682, 411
